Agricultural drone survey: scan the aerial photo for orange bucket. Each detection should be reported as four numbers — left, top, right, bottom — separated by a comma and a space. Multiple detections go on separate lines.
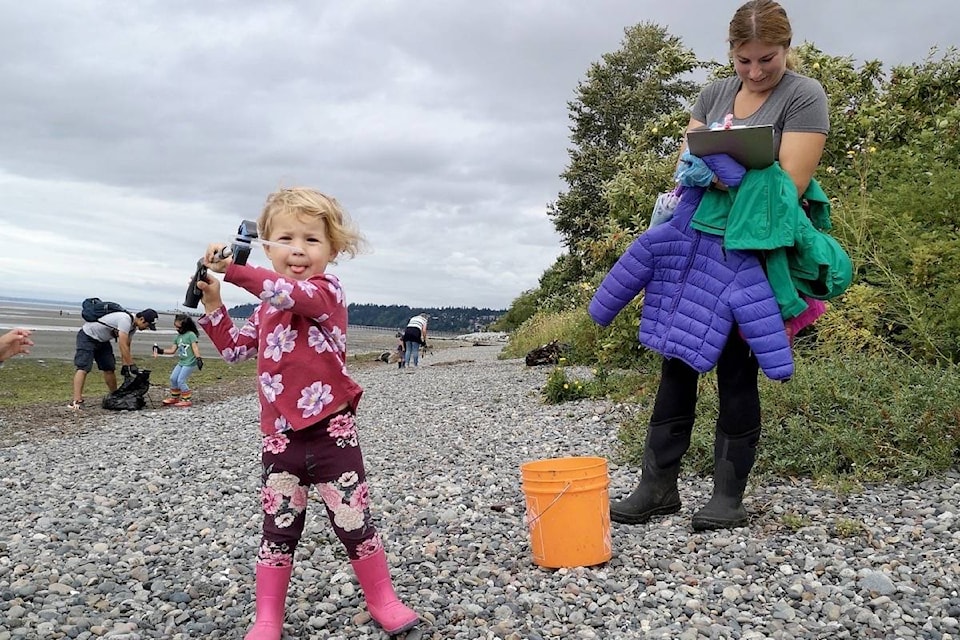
520, 456, 612, 568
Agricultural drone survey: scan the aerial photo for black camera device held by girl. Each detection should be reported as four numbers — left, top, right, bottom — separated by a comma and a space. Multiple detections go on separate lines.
183, 219, 258, 308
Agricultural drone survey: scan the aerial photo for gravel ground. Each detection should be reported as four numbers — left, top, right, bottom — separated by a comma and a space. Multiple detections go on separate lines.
0, 345, 958, 640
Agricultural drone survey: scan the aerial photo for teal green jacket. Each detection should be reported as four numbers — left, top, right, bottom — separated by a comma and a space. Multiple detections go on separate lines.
691, 163, 852, 319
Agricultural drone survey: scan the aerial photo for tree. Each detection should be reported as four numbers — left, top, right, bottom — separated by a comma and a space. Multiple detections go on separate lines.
548, 23, 704, 258
597, 44, 960, 364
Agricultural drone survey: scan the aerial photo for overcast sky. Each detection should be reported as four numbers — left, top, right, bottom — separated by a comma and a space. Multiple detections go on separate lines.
1, 1, 957, 313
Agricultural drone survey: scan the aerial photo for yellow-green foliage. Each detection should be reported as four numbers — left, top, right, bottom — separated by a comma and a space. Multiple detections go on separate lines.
542, 360, 591, 404
502, 37, 960, 483
813, 284, 893, 357
500, 307, 599, 362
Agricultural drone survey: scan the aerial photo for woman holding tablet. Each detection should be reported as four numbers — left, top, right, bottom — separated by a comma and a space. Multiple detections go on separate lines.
604, 0, 829, 531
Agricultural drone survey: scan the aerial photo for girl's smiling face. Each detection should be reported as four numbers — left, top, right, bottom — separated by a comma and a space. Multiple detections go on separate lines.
733, 40, 788, 94
263, 211, 335, 281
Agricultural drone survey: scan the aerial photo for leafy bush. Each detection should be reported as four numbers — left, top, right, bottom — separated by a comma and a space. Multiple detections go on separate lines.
501, 31, 960, 482
489, 289, 540, 332
501, 309, 576, 360
615, 352, 960, 484
501, 302, 607, 364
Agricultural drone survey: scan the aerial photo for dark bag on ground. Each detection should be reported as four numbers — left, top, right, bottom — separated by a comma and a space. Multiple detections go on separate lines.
525, 340, 568, 366
102, 369, 151, 411
81, 297, 128, 322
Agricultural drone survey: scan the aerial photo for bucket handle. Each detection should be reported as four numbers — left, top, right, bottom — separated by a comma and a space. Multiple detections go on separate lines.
524, 482, 572, 528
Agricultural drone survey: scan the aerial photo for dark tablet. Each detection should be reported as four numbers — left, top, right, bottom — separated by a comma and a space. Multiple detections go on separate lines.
686, 124, 775, 169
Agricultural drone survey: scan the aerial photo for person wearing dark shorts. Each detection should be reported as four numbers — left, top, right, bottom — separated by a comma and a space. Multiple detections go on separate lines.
70, 308, 158, 409
74, 330, 117, 373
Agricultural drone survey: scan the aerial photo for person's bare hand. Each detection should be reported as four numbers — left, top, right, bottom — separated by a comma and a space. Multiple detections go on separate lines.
0, 328, 34, 361
204, 243, 233, 274
197, 272, 224, 315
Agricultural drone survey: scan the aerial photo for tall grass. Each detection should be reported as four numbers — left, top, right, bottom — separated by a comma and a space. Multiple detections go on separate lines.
500, 308, 600, 362
513, 309, 960, 484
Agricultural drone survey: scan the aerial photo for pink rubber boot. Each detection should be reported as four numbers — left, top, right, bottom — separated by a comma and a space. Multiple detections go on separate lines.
244, 564, 292, 640
350, 548, 419, 635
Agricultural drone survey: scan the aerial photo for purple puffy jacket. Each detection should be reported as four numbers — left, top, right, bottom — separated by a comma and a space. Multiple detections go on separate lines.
588, 187, 793, 381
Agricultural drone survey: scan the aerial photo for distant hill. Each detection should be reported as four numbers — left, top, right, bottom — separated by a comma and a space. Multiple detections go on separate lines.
226, 302, 504, 333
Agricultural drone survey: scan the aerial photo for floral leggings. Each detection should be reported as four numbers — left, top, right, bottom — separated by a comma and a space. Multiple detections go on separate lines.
256, 409, 382, 567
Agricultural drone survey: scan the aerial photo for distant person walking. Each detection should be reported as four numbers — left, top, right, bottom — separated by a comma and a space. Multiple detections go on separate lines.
0, 328, 34, 363
154, 314, 203, 407
70, 308, 158, 410
402, 313, 428, 368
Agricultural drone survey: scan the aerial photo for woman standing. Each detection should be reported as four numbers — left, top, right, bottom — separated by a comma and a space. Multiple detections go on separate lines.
595, 0, 829, 531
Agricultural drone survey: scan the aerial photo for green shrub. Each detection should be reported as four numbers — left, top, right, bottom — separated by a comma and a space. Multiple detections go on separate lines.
542, 362, 591, 404
614, 352, 960, 484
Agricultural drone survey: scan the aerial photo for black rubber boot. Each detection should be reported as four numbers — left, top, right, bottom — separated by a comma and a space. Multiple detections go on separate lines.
691, 428, 760, 531
610, 417, 693, 524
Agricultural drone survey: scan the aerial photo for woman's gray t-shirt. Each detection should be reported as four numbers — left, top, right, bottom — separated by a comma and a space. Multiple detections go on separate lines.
691, 70, 829, 157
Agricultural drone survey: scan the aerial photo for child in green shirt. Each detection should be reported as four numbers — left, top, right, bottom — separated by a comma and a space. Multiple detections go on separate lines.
155, 314, 203, 407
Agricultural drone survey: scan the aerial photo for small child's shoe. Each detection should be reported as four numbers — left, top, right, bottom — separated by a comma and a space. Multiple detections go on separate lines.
174, 399, 193, 407
162, 397, 181, 406
67, 399, 84, 411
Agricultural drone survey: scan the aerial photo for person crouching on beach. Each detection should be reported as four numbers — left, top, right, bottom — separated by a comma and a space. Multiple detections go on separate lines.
194, 187, 419, 639
402, 313, 428, 368
70, 308, 158, 410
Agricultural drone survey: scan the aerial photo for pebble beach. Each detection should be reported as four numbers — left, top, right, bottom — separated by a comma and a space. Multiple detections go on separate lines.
1, 344, 958, 639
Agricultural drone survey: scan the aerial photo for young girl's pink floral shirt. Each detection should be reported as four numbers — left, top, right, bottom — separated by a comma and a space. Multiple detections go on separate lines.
199, 263, 364, 435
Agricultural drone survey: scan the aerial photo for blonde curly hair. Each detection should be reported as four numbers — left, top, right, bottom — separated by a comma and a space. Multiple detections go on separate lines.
258, 187, 365, 259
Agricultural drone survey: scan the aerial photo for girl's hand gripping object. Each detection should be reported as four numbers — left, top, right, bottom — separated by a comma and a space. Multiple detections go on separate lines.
183, 219, 258, 308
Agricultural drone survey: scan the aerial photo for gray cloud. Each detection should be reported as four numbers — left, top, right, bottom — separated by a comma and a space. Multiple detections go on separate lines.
0, 0, 957, 311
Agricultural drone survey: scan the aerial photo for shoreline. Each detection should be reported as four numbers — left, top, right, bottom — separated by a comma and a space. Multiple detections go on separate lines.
1, 304, 502, 362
